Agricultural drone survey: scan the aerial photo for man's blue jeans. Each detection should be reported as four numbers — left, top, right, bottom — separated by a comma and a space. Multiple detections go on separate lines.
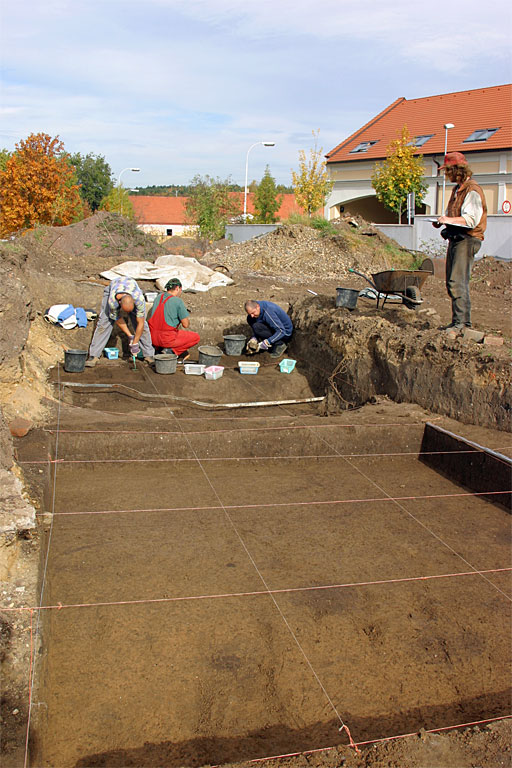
446, 235, 481, 326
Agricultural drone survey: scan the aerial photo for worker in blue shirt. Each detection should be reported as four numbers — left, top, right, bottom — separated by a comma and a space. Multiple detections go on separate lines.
245, 299, 293, 359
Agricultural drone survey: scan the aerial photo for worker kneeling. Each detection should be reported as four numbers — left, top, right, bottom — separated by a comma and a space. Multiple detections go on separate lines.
245, 299, 293, 358
148, 278, 200, 361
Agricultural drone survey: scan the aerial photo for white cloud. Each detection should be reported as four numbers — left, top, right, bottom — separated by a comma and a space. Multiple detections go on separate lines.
1, 0, 510, 184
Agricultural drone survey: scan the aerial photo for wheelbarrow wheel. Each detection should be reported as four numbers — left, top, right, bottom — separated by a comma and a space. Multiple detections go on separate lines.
403, 285, 422, 311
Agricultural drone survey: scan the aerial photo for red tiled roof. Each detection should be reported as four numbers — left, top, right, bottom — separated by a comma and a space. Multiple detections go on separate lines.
130, 193, 319, 224
326, 84, 512, 163
130, 196, 188, 225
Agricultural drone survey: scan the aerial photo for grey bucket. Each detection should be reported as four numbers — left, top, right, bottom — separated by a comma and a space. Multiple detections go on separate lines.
336, 287, 359, 309
223, 335, 246, 356
198, 345, 223, 367
154, 353, 178, 374
64, 349, 87, 373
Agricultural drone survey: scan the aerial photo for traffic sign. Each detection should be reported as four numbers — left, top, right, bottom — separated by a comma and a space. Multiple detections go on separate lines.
502, 200, 511, 214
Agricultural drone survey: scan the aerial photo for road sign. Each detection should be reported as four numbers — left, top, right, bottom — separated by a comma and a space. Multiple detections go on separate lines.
502, 200, 511, 214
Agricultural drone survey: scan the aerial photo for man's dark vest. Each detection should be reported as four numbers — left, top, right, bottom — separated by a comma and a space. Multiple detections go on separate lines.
447, 178, 487, 241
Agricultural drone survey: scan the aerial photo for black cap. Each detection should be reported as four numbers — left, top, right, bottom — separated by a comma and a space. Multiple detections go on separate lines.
165, 278, 182, 290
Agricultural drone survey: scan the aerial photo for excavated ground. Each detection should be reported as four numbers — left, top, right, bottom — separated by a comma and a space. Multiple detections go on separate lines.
11, 356, 512, 768
1, 216, 511, 768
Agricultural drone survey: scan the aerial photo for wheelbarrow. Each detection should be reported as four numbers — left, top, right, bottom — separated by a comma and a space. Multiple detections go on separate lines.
348, 268, 431, 311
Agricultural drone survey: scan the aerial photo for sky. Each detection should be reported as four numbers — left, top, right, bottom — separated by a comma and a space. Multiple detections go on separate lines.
1, 0, 511, 189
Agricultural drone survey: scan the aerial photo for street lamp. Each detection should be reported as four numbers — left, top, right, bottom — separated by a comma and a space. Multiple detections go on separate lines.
441, 124, 454, 214
244, 142, 275, 221
118, 167, 140, 215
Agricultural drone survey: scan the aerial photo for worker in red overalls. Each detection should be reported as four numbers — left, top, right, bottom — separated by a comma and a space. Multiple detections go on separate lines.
148, 278, 200, 361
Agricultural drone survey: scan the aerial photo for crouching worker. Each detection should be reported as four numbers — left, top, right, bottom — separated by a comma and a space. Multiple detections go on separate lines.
245, 299, 293, 358
85, 277, 155, 367
148, 278, 200, 361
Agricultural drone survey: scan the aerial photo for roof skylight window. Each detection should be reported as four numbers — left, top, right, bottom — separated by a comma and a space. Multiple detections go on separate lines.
408, 134, 433, 147
350, 140, 378, 153
463, 128, 499, 142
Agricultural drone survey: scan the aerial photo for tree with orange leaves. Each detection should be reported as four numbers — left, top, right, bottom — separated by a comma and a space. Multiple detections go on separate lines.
0, 133, 83, 236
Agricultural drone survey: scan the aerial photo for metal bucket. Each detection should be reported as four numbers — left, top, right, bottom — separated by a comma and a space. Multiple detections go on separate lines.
223, 335, 246, 356
64, 349, 87, 373
336, 287, 359, 309
198, 345, 223, 367
154, 353, 177, 374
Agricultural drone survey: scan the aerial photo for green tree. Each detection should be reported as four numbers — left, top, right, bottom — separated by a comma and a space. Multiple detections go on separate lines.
371, 126, 427, 223
70, 152, 114, 211
291, 129, 333, 217
185, 175, 241, 240
0, 132, 82, 236
99, 186, 135, 219
0, 149, 11, 172
253, 165, 283, 223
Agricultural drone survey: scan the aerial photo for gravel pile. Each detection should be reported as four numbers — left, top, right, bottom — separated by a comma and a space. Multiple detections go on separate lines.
209, 218, 404, 280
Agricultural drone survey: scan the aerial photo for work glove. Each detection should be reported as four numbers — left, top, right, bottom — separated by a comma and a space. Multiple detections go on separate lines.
129, 337, 140, 355
246, 337, 259, 355
258, 339, 271, 352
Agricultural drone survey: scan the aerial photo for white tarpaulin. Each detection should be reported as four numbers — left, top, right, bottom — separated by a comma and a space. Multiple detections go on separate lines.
100, 255, 233, 292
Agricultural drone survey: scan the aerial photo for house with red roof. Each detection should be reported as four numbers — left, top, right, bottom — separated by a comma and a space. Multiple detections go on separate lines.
130, 193, 312, 238
325, 84, 512, 223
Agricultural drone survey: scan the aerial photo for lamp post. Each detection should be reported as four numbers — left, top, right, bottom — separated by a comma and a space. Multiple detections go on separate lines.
118, 167, 140, 215
243, 142, 275, 221
440, 124, 454, 214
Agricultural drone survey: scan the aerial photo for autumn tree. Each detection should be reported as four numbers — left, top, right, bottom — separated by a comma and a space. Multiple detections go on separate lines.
291, 130, 333, 217
99, 186, 135, 220
253, 166, 283, 223
70, 152, 114, 212
185, 175, 241, 240
371, 126, 427, 223
0, 133, 83, 236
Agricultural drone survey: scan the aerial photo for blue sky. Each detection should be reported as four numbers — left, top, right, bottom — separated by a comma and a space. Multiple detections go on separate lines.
1, 0, 511, 188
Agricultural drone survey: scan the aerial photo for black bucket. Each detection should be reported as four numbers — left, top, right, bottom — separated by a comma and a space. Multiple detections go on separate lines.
336, 287, 359, 309
154, 353, 177, 374
64, 349, 87, 373
198, 345, 223, 367
223, 335, 246, 356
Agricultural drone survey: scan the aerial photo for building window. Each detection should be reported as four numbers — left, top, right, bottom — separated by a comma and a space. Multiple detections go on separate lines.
463, 128, 499, 142
408, 134, 433, 147
349, 141, 378, 153
166, 228, 173, 236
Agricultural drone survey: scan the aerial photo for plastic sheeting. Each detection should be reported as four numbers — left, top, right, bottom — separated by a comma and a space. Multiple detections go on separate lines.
100, 255, 233, 293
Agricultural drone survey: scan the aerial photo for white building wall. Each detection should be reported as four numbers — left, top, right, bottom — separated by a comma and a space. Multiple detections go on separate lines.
137, 224, 198, 237
325, 150, 512, 220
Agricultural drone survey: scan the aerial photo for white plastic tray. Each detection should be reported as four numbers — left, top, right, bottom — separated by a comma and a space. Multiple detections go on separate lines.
184, 364, 206, 375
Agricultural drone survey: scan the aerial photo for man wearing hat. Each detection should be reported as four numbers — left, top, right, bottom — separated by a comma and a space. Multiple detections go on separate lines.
148, 278, 200, 360
433, 151, 487, 331
85, 276, 155, 367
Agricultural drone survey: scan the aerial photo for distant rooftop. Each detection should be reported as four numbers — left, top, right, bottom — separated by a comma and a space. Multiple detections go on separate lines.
326, 84, 512, 163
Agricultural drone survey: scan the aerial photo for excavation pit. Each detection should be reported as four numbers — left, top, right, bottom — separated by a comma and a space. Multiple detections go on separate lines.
16, 359, 512, 767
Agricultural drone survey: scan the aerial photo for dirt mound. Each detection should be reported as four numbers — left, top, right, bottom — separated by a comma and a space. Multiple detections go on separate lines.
216, 217, 411, 279
16, 211, 168, 280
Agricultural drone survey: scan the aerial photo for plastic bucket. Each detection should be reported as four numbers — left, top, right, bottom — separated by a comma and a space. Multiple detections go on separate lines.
336, 287, 359, 309
64, 349, 87, 373
223, 334, 246, 356
198, 345, 223, 367
154, 353, 177, 374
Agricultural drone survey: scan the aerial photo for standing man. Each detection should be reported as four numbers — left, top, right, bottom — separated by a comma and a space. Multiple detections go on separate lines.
433, 152, 487, 331
148, 278, 200, 361
245, 299, 293, 358
85, 277, 155, 367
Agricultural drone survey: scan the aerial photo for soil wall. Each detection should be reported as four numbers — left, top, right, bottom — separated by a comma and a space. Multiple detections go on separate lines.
290, 296, 511, 431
